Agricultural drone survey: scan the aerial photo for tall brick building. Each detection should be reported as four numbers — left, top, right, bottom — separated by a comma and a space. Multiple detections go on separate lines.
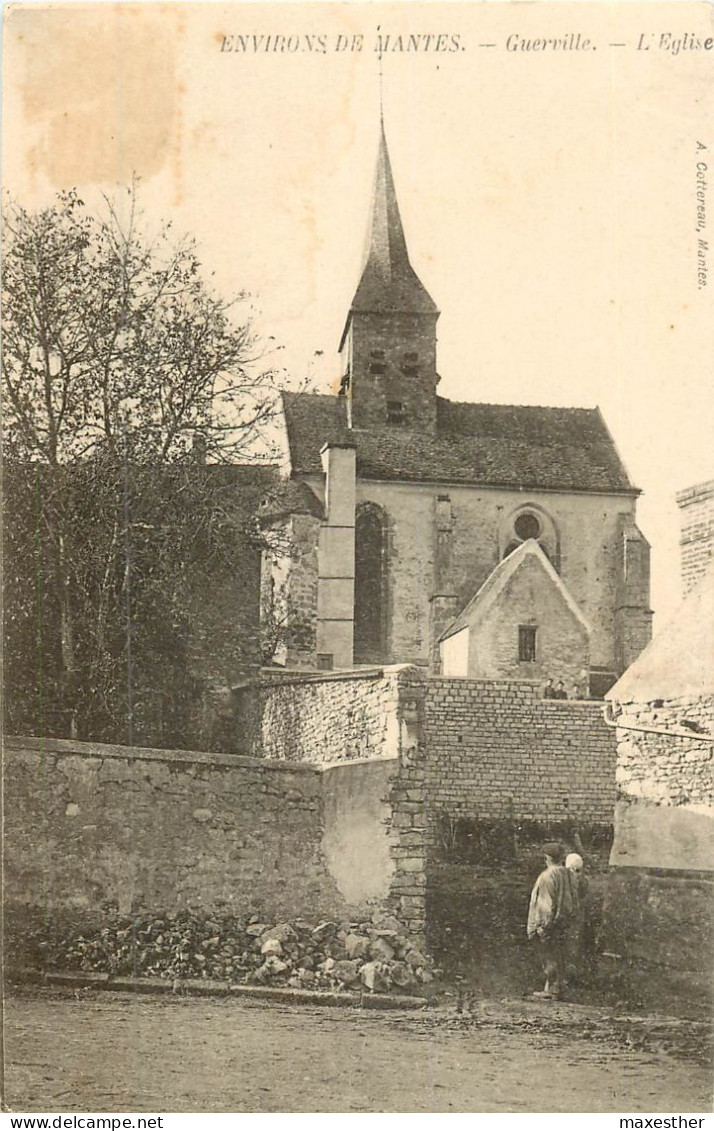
264, 125, 652, 693
676, 478, 714, 596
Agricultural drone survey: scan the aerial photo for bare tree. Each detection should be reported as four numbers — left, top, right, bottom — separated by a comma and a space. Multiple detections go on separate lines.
3, 186, 283, 742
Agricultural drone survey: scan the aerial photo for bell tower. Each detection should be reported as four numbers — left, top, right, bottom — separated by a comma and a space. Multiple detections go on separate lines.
339, 122, 440, 434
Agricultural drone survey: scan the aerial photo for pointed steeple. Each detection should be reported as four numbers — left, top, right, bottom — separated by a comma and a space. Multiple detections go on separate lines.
340, 125, 437, 348
338, 122, 440, 435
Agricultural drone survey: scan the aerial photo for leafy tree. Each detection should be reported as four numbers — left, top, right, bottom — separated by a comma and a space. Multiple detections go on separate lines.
3, 187, 282, 744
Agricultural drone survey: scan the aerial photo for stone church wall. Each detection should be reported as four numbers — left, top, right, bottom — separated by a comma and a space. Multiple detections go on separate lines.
458, 552, 590, 687
348, 478, 638, 674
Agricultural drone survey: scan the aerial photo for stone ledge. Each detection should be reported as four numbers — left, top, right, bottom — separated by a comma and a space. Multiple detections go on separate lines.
4, 735, 321, 774
8, 968, 428, 1010
235, 662, 425, 691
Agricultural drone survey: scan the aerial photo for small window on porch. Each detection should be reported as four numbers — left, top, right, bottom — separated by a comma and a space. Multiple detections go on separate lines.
387, 400, 406, 424
518, 625, 537, 663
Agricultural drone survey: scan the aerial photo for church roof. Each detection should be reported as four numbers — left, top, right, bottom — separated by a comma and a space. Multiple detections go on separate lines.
259, 479, 324, 523
340, 123, 437, 349
281, 391, 637, 494
440, 539, 592, 642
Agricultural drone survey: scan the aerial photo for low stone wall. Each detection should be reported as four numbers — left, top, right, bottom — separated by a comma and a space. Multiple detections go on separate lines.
424, 678, 617, 833
4, 735, 424, 937
234, 665, 430, 933
5, 736, 337, 922
233, 666, 403, 763
602, 868, 714, 975
610, 696, 714, 871
602, 693, 713, 976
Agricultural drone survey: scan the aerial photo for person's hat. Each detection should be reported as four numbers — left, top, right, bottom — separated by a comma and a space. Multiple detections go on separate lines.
543, 841, 565, 864
565, 852, 584, 871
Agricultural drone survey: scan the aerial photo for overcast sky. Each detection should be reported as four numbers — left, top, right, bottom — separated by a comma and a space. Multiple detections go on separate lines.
5, 2, 713, 628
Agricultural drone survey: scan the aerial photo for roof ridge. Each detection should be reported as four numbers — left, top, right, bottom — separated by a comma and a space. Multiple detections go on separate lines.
437, 395, 599, 414
442, 540, 591, 641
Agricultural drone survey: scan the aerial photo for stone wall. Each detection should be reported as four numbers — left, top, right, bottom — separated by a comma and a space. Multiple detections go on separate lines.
424, 678, 617, 832
609, 695, 714, 871
677, 479, 714, 596
347, 312, 439, 434
601, 693, 713, 975
4, 734, 418, 933
234, 667, 402, 763
602, 868, 714, 975
236, 669, 618, 929
234, 665, 430, 934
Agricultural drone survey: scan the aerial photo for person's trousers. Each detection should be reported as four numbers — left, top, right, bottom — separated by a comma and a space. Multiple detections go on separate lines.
536, 930, 566, 991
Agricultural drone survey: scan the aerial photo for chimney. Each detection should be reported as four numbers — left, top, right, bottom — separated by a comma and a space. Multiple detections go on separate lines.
316, 439, 357, 669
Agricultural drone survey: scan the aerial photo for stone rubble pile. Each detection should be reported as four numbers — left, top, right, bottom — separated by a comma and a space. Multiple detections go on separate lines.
40, 909, 433, 993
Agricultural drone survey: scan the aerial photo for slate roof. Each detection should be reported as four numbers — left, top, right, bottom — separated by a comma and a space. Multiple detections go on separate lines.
260, 479, 324, 523
281, 392, 637, 494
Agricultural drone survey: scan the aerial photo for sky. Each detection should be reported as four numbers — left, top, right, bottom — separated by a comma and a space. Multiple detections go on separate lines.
4, 2, 714, 629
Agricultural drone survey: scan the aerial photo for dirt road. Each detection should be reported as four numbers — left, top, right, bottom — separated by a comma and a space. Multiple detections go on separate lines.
4, 988, 711, 1113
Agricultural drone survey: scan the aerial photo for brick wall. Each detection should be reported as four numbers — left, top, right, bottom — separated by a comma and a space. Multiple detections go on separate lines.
677, 479, 714, 596
235, 669, 620, 931
424, 678, 617, 833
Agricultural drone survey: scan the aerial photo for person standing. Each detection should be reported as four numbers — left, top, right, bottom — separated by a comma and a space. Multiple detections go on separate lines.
565, 851, 598, 981
527, 841, 574, 998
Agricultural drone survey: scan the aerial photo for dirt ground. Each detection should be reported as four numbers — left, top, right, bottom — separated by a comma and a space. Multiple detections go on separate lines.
4, 987, 712, 1114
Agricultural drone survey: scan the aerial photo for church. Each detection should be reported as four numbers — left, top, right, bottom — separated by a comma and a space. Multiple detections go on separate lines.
262, 124, 652, 696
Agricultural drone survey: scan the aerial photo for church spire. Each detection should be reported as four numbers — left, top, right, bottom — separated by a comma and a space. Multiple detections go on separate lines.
339, 122, 440, 434
340, 124, 437, 349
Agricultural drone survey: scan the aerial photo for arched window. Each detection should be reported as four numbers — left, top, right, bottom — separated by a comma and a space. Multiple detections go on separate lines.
500, 505, 559, 568
354, 503, 388, 664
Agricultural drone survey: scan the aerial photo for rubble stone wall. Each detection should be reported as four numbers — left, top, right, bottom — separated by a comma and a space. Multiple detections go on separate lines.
236, 667, 402, 763
234, 666, 430, 934
603, 869, 714, 974
6, 728, 429, 941
601, 694, 713, 974
424, 678, 617, 832
4, 735, 375, 926
609, 695, 714, 871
